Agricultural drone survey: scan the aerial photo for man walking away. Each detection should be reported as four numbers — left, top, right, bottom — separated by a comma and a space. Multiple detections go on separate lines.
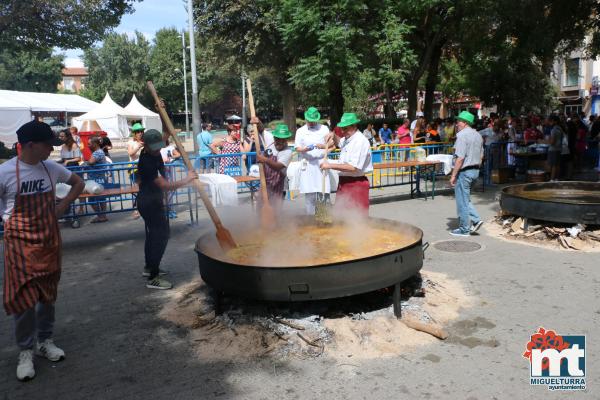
449, 111, 484, 237
1, 121, 84, 381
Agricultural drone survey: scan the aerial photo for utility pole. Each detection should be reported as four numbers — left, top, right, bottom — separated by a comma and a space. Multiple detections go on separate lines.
241, 71, 247, 138
187, 0, 200, 154
181, 30, 190, 136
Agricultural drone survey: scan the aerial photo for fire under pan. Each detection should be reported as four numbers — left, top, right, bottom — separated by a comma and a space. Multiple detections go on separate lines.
500, 181, 600, 225
194, 218, 426, 318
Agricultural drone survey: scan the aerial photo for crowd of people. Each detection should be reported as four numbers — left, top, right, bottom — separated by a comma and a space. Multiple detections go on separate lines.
359, 112, 450, 147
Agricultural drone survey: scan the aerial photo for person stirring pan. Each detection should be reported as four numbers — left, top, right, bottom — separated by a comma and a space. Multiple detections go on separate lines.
136, 129, 197, 290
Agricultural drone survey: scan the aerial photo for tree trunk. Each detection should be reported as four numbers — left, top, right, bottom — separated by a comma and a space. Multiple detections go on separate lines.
424, 45, 443, 121
407, 79, 419, 121
280, 78, 296, 133
329, 77, 344, 127
384, 85, 396, 119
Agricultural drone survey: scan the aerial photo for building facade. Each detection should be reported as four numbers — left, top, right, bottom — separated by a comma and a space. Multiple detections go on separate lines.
57, 67, 88, 93
552, 51, 600, 116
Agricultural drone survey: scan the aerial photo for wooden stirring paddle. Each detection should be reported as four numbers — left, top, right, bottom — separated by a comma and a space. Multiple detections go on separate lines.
246, 79, 276, 229
147, 81, 237, 251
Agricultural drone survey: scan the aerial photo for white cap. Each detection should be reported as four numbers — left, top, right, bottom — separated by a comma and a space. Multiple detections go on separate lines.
416, 111, 424, 117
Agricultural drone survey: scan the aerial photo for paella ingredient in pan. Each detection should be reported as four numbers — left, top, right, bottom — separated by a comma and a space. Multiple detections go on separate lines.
215, 224, 417, 267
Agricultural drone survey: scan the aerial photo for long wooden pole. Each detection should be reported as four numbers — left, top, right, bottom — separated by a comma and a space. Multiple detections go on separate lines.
246, 79, 275, 228
147, 81, 237, 250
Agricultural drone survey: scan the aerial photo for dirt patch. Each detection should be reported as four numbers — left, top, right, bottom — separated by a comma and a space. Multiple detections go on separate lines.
158, 271, 473, 361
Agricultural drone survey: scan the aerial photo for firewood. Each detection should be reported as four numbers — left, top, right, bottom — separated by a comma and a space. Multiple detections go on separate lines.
558, 235, 570, 249
296, 332, 322, 347
525, 230, 542, 237
564, 237, 585, 250
511, 218, 523, 232
581, 232, 600, 242
274, 318, 305, 331
401, 315, 448, 340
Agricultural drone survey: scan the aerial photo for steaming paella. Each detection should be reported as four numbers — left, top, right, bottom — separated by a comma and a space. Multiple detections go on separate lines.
203, 222, 421, 267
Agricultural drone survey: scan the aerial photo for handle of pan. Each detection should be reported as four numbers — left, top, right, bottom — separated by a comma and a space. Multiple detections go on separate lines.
422, 242, 430, 252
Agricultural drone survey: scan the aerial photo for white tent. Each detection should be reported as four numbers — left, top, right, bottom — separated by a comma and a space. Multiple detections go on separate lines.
73, 93, 131, 140
123, 95, 162, 132
0, 90, 99, 145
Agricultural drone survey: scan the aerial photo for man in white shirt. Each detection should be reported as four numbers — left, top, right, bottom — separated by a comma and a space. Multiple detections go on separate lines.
410, 111, 425, 141
295, 106, 331, 215
321, 113, 373, 215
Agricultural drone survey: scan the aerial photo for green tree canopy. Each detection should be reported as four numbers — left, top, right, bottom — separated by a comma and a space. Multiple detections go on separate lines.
149, 28, 186, 112
0, 49, 64, 92
81, 31, 150, 106
0, 0, 138, 51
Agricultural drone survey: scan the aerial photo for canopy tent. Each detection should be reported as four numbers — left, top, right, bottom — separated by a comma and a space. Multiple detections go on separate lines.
0, 90, 99, 145
123, 95, 162, 132
73, 93, 131, 140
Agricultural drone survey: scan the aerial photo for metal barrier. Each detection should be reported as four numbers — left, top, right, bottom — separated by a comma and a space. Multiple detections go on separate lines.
63, 161, 195, 226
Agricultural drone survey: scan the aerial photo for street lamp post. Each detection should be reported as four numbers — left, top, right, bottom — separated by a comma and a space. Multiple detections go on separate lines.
187, 0, 200, 154
241, 71, 246, 138
181, 31, 190, 136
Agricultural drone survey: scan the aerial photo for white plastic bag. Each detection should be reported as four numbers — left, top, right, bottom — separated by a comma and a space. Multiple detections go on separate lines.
249, 164, 260, 177
84, 180, 104, 194
55, 183, 71, 199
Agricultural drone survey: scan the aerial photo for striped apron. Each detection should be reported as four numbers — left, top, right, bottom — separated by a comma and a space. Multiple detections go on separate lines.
3, 160, 61, 315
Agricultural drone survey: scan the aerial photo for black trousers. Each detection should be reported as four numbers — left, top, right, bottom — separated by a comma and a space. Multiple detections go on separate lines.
137, 193, 169, 280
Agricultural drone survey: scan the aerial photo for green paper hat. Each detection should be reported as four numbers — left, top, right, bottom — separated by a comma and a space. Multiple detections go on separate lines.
131, 122, 144, 132
272, 124, 291, 139
304, 106, 321, 122
142, 129, 165, 151
337, 112, 360, 128
457, 111, 475, 125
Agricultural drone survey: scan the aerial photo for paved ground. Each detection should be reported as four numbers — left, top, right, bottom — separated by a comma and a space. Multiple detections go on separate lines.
1, 183, 598, 399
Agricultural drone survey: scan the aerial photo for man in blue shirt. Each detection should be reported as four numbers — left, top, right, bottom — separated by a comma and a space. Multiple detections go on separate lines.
379, 123, 393, 144
196, 123, 215, 171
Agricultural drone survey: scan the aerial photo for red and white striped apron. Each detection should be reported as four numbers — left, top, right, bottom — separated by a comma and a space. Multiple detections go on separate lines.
3, 160, 61, 315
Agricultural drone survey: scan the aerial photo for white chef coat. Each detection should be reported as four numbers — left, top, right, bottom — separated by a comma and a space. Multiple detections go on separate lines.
334, 132, 373, 177
294, 123, 331, 193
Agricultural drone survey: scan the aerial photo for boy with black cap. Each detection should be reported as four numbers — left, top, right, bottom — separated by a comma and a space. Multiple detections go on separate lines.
136, 129, 197, 290
0, 120, 85, 381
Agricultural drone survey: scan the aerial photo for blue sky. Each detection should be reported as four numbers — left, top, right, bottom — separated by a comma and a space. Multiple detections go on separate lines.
59, 0, 188, 67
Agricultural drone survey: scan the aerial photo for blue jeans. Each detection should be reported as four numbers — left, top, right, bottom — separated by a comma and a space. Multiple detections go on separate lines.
14, 302, 55, 350
455, 169, 481, 233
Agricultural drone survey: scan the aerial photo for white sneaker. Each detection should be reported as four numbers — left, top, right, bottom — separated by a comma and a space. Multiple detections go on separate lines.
35, 339, 65, 362
16, 349, 35, 381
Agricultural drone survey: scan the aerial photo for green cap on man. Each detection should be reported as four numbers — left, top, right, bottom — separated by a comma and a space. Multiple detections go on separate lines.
132, 122, 144, 132
337, 112, 361, 128
457, 111, 475, 125
272, 124, 291, 139
142, 129, 165, 152
304, 107, 321, 122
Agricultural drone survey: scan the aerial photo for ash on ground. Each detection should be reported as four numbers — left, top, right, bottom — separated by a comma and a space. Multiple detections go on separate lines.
490, 214, 600, 252
159, 271, 471, 361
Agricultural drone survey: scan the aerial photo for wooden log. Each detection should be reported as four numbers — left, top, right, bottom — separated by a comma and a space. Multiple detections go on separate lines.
401, 315, 448, 340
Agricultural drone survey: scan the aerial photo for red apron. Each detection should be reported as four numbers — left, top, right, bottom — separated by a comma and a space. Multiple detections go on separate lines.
336, 176, 370, 215
3, 160, 61, 315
